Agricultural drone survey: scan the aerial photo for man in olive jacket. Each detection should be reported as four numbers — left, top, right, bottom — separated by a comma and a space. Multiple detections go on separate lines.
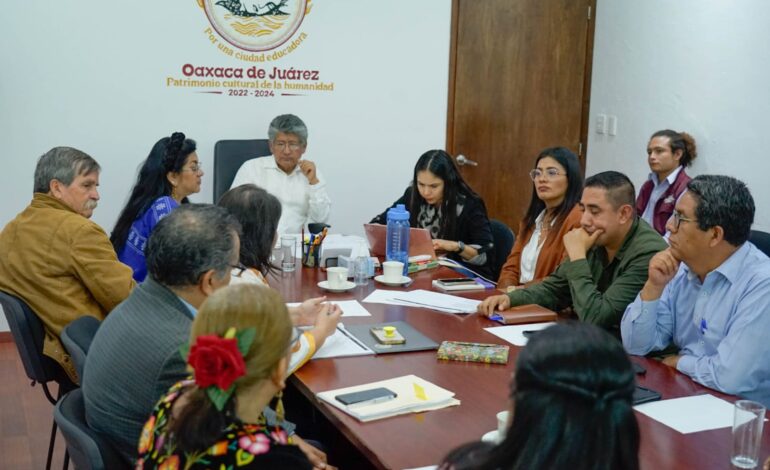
0, 147, 135, 382
479, 171, 667, 333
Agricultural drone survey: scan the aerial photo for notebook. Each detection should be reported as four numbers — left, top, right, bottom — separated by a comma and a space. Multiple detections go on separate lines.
317, 374, 459, 422
363, 223, 436, 259
489, 304, 558, 325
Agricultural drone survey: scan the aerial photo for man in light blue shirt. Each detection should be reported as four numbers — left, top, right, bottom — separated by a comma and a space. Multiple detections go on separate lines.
622, 175, 770, 405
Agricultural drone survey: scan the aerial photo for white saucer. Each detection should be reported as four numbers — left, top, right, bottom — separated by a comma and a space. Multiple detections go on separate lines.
317, 280, 356, 293
481, 430, 502, 444
374, 275, 411, 287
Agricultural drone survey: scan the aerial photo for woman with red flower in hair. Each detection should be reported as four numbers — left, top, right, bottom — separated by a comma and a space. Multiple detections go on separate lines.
136, 284, 335, 469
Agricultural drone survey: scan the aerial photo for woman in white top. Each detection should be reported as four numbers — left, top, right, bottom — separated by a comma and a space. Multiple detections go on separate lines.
497, 147, 584, 291
219, 184, 340, 374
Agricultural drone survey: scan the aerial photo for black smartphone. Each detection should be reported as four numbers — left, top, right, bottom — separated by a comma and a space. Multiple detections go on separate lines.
436, 278, 476, 285
522, 330, 541, 338
335, 387, 398, 406
632, 385, 661, 405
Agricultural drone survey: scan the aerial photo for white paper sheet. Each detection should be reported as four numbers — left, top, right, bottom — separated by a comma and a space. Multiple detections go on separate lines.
363, 288, 480, 314
311, 324, 375, 359
286, 300, 372, 317
483, 322, 556, 346
633, 394, 738, 434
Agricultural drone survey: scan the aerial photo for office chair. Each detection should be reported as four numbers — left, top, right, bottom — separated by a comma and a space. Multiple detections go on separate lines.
54, 389, 130, 470
750, 230, 770, 258
61, 316, 101, 382
213, 139, 271, 202
0, 291, 76, 470
489, 219, 515, 281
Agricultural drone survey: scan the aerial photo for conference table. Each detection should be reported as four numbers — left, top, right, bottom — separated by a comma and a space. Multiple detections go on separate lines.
270, 265, 770, 470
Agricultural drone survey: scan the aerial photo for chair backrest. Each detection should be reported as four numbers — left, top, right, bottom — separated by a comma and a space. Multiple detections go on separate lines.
489, 219, 515, 281
213, 139, 271, 203
0, 291, 65, 385
61, 316, 101, 381
54, 389, 130, 470
750, 230, 770, 258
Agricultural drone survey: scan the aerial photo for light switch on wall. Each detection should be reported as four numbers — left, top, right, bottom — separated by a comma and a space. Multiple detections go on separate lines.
596, 114, 607, 134
608, 115, 618, 136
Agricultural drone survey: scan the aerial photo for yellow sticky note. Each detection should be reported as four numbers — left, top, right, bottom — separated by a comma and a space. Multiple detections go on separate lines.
413, 382, 428, 401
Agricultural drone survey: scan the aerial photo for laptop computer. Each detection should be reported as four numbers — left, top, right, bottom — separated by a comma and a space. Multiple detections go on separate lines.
363, 223, 436, 259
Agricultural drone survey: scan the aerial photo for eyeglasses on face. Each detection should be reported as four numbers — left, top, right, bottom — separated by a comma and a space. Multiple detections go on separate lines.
529, 168, 564, 180
273, 141, 303, 151
181, 163, 203, 174
671, 210, 696, 230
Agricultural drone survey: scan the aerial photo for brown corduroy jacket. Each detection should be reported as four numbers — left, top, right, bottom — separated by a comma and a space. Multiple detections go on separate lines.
0, 193, 134, 382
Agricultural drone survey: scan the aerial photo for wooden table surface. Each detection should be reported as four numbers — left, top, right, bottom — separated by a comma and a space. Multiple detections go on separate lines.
270, 266, 770, 470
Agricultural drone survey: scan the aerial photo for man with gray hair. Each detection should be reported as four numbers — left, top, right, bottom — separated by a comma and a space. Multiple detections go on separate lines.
83, 204, 242, 462
230, 113, 331, 234
0, 147, 134, 382
622, 175, 770, 406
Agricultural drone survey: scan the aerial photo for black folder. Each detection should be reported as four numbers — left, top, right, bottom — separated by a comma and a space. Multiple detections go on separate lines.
345, 321, 439, 354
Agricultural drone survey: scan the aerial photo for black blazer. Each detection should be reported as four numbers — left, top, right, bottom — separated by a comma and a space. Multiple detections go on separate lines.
371, 186, 495, 278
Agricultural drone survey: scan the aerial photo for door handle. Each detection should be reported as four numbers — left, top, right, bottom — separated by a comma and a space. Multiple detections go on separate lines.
456, 154, 478, 167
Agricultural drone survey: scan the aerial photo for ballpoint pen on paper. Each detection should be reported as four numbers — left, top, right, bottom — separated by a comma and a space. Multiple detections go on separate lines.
336, 323, 369, 351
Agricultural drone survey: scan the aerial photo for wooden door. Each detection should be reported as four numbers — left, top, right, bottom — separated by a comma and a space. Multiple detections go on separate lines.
447, 0, 596, 231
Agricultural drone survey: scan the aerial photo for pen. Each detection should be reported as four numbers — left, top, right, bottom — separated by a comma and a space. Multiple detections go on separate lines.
337, 324, 369, 351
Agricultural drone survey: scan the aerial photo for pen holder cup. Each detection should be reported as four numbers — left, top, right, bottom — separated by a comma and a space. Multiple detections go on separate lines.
302, 241, 322, 268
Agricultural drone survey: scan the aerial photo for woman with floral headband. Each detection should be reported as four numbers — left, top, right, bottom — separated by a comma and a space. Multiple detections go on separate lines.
136, 284, 334, 469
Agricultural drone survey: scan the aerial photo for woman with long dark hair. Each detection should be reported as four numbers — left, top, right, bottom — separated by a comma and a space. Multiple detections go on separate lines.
497, 147, 583, 290
111, 132, 202, 281
136, 284, 324, 469
218, 184, 341, 375
371, 149, 495, 278
440, 322, 639, 470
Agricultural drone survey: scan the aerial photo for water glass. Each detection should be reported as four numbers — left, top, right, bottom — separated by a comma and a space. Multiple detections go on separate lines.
353, 256, 369, 286
280, 236, 297, 272
731, 400, 766, 469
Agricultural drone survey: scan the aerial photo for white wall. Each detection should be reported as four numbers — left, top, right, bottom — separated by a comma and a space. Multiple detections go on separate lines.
587, 0, 770, 230
0, 1, 452, 331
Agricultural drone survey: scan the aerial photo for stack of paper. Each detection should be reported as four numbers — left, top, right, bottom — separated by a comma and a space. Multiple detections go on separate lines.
317, 374, 460, 422
483, 322, 556, 346
362, 289, 480, 314
286, 299, 373, 317
308, 323, 375, 359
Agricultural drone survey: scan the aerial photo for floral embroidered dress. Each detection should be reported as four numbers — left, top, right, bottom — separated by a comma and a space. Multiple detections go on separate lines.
136, 380, 312, 470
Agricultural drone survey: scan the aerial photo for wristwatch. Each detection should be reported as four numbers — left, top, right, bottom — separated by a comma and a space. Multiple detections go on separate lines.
456, 241, 465, 253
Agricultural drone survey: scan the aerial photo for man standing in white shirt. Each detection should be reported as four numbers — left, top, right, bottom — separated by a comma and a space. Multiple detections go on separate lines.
230, 114, 331, 234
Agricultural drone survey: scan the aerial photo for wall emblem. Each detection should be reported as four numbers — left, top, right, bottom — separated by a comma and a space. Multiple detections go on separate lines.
201, 0, 310, 52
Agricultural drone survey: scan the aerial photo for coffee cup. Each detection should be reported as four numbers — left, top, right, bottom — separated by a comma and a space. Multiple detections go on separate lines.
327, 266, 348, 289
382, 261, 404, 283
496, 410, 510, 440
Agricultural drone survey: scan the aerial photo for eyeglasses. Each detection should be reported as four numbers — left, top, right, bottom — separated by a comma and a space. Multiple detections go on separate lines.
529, 168, 564, 180
671, 210, 696, 230
273, 141, 303, 151
230, 262, 248, 276
181, 164, 203, 174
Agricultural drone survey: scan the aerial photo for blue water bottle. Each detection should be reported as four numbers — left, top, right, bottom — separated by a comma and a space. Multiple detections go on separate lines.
386, 204, 410, 275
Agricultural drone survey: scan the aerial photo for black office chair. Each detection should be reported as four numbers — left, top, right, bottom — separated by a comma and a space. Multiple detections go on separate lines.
0, 291, 76, 470
489, 219, 515, 281
750, 230, 770, 258
54, 389, 130, 470
61, 316, 101, 382
213, 139, 271, 203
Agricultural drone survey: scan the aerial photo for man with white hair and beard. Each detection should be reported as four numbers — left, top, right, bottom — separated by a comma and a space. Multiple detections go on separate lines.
0, 146, 134, 383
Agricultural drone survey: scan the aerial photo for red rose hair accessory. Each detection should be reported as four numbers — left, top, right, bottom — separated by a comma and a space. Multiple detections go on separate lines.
180, 327, 256, 411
